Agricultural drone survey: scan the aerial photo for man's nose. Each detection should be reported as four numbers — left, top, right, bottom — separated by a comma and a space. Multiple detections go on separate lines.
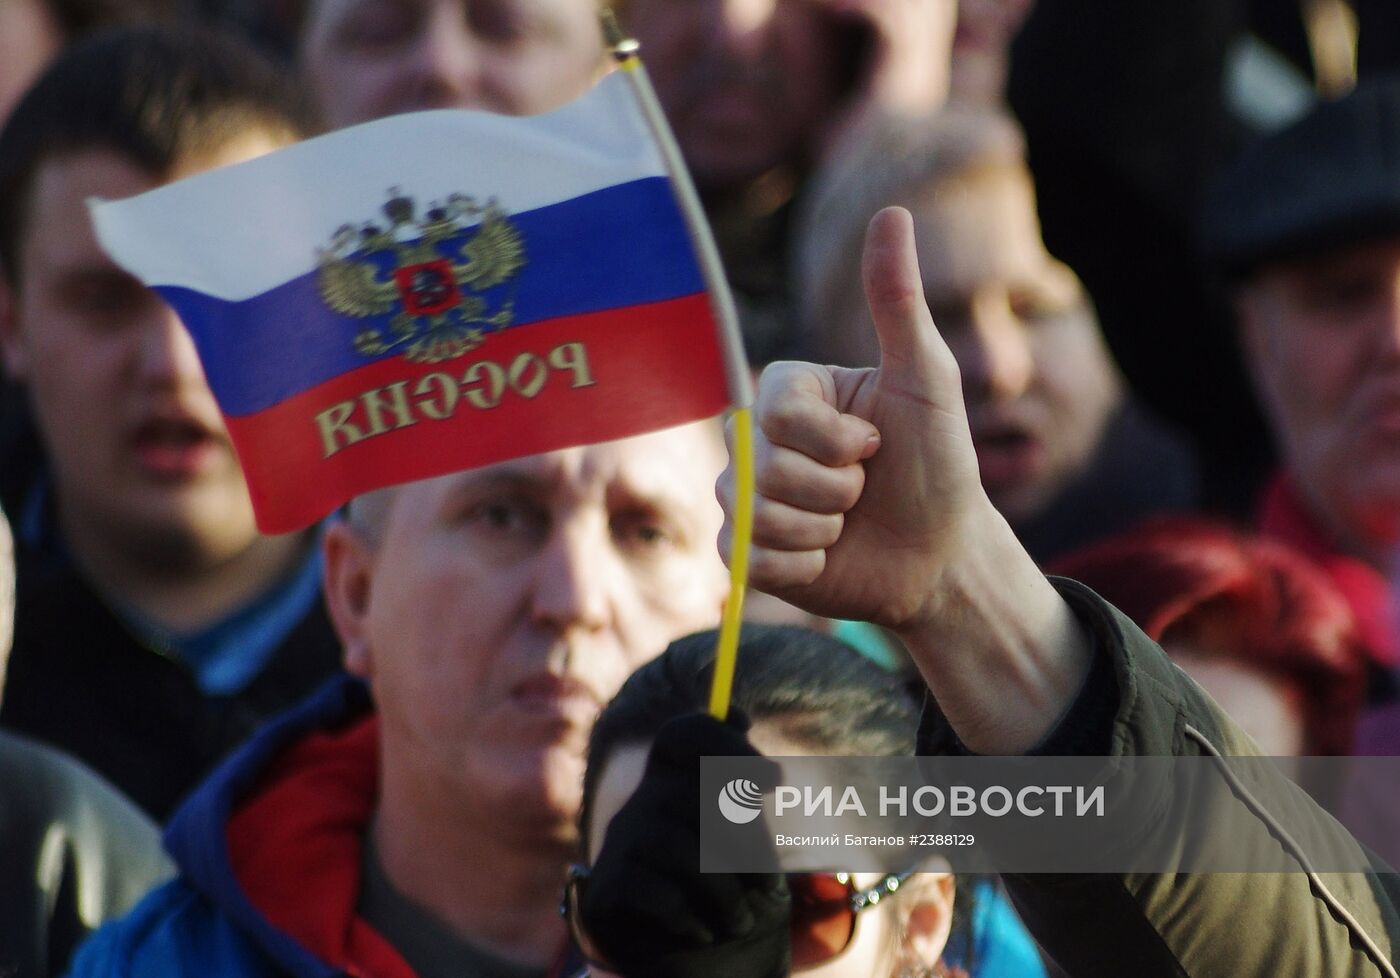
714, 0, 781, 59
960, 295, 1035, 401
405, 6, 484, 110
531, 523, 612, 634
136, 305, 206, 389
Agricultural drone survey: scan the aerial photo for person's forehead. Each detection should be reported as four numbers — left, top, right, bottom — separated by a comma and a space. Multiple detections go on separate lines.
1256, 237, 1400, 291
392, 422, 724, 509
29, 150, 160, 223
19, 151, 158, 281
306, 0, 585, 28
904, 171, 1045, 291
21, 133, 292, 274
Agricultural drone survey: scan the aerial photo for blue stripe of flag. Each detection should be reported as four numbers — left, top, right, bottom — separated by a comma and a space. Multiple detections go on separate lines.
158, 177, 702, 417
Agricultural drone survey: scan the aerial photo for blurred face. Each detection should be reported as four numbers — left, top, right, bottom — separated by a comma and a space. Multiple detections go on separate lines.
584, 724, 952, 978
301, 0, 605, 127
898, 165, 1119, 526
949, 0, 1036, 103
1239, 240, 1400, 561
625, 0, 850, 191
0, 137, 289, 568
0, 0, 62, 125
1167, 646, 1306, 757
325, 424, 728, 842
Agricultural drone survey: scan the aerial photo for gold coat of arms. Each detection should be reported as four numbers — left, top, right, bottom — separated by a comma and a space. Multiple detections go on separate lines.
316, 189, 526, 363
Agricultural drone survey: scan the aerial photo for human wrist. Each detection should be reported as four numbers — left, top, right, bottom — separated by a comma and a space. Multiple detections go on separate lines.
895, 502, 1095, 754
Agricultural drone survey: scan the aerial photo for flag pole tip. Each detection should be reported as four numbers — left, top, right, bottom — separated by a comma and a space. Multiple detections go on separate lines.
599, 8, 639, 59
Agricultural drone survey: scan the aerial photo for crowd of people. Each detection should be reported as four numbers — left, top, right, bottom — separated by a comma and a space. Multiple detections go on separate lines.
0, 0, 1399, 976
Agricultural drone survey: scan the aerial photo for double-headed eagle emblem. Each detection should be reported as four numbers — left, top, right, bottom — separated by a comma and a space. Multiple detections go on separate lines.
317, 189, 526, 363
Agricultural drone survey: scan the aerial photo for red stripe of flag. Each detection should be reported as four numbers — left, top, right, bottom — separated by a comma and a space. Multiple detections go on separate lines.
226, 294, 728, 533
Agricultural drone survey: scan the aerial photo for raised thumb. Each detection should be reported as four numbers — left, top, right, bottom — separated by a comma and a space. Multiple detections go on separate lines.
861, 207, 953, 396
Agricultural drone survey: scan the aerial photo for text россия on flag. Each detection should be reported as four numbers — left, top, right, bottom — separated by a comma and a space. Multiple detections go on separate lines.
90, 72, 736, 534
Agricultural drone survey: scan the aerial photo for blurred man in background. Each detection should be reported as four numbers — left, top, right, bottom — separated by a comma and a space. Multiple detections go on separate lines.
799, 110, 1197, 561
0, 27, 342, 819
1205, 75, 1400, 695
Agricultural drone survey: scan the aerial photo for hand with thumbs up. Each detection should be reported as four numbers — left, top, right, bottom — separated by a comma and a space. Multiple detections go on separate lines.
717, 207, 1093, 755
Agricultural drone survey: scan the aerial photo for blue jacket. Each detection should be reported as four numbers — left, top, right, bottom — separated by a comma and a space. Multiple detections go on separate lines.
68, 674, 1045, 978
66, 676, 388, 978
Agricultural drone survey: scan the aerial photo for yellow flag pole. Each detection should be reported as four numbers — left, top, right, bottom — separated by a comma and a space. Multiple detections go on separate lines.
601, 11, 754, 721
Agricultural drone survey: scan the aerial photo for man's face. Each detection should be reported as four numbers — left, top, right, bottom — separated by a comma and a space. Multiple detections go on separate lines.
0, 0, 61, 125
325, 423, 728, 843
1239, 240, 1400, 557
625, 0, 849, 192
897, 167, 1118, 525
0, 137, 288, 566
301, 0, 605, 128
949, 0, 1036, 103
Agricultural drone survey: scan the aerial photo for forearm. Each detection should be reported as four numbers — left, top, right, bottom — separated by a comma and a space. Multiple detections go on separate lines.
895, 500, 1094, 755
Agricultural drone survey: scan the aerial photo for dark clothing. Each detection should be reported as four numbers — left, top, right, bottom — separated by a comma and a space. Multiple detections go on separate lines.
1015, 401, 1199, 565
358, 825, 548, 978
1009, 0, 1273, 516
0, 547, 341, 821
0, 731, 172, 978
0, 396, 41, 522
706, 177, 804, 366
921, 579, 1400, 977
66, 676, 583, 978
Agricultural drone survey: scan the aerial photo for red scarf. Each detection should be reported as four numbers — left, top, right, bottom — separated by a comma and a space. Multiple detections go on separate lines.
1258, 474, 1400, 668
225, 716, 419, 978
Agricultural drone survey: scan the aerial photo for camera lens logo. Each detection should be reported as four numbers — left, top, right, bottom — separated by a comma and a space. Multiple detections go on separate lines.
717, 779, 764, 824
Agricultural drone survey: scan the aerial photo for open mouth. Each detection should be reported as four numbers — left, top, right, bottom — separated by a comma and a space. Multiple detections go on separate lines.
973, 426, 1044, 485
131, 416, 219, 479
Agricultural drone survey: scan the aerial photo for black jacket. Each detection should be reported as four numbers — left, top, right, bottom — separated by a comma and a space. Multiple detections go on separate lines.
0, 546, 343, 821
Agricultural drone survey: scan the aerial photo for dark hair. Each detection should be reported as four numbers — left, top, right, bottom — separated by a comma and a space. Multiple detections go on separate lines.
582, 624, 981, 973
581, 624, 920, 848
1051, 516, 1367, 755
0, 24, 315, 284
41, 0, 185, 39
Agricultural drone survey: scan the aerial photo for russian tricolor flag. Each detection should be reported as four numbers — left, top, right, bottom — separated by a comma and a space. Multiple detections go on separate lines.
91, 72, 742, 534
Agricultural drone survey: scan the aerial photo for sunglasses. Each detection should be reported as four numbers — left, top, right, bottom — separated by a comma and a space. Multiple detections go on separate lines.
562, 865, 915, 972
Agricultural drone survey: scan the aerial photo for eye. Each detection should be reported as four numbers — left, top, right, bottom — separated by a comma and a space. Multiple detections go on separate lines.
56, 270, 157, 327
468, 0, 534, 42
332, 0, 420, 50
611, 508, 677, 553
463, 496, 546, 542
1010, 290, 1080, 326
1299, 275, 1383, 317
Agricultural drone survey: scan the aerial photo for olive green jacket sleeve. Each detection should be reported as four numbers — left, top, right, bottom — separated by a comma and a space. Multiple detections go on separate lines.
921, 578, 1400, 978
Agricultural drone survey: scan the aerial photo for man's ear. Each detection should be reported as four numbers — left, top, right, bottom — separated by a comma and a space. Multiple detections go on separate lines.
323, 520, 377, 682
899, 873, 955, 973
0, 276, 29, 381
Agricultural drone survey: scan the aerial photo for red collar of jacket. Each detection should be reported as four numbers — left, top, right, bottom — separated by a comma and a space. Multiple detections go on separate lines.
1258, 473, 1400, 668
222, 716, 578, 978
224, 715, 418, 978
